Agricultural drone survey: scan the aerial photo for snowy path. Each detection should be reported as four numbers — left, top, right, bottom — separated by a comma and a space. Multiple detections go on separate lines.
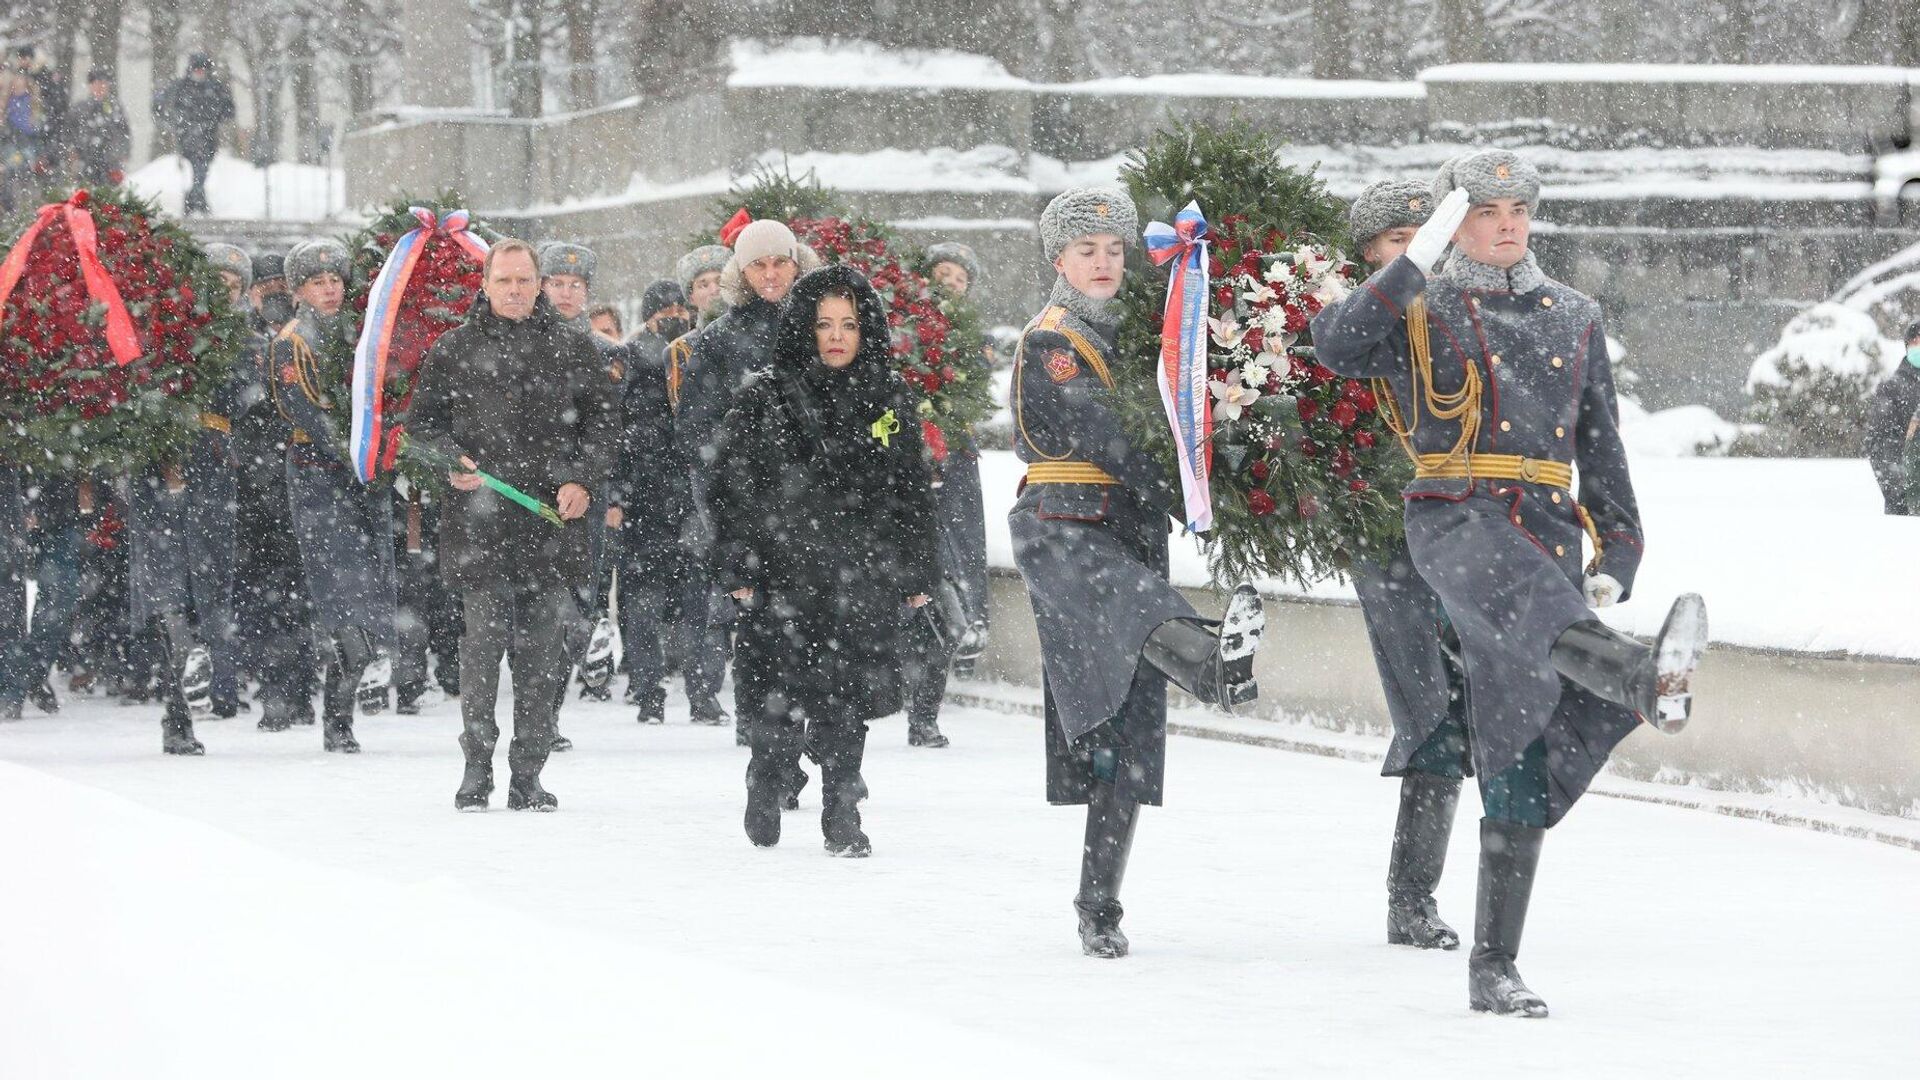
4, 691, 1915, 1078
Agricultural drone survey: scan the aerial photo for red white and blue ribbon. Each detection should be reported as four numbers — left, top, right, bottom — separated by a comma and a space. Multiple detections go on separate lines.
1143, 200, 1213, 533
350, 207, 490, 483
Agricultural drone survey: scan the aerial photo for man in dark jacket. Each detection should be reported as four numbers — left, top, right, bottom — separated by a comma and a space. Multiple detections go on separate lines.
1865, 321, 1920, 515
676, 222, 820, 742
407, 239, 619, 812
156, 55, 233, 216
618, 280, 727, 724
68, 69, 130, 185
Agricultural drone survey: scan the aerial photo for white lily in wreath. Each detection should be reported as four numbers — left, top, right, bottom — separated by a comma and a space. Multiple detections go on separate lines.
1208, 313, 1246, 349
1209, 368, 1262, 423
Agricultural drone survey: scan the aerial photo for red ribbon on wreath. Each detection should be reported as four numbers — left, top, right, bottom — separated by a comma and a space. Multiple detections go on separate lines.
0, 190, 143, 365
720, 207, 753, 247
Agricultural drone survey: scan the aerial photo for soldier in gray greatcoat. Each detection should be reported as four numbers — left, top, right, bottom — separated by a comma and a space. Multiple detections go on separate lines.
271, 239, 397, 754
537, 240, 622, 751
1312, 149, 1710, 1018
122, 242, 258, 753
1009, 188, 1267, 960
1337, 180, 1474, 952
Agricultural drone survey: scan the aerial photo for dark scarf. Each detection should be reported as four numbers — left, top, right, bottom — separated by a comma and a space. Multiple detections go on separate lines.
772, 266, 910, 485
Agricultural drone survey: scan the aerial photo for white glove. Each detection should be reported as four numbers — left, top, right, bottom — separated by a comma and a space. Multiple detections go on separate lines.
1584, 573, 1623, 609
1404, 187, 1472, 274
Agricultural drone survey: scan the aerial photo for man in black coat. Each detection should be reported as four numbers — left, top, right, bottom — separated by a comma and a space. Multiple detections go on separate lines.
155, 54, 233, 216
1865, 321, 1920, 515
675, 221, 820, 743
618, 280, 728, 725
407, 239, 619, 812
68, 69, 130, 185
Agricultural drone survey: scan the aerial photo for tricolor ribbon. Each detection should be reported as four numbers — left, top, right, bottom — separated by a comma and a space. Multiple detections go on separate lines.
0, 191, 143, 365
350, 207, 491, 483
1143, 200, 1214, 533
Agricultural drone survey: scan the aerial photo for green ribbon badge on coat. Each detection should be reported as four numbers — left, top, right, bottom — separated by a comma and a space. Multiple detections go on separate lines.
870, 408, 900, 447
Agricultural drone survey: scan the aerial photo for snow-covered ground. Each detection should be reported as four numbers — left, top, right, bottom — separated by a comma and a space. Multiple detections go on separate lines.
127, 152, 346, 222
4, 691, 1915, 1078
979, 450, 1920, 661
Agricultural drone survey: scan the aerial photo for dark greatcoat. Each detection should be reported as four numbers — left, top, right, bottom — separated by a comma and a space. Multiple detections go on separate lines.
706, 265, 940, 723
270, 308, 396, 644
1007, 297, 1197, 808
1312, 252, 1645, 826
407, 294, 620, 592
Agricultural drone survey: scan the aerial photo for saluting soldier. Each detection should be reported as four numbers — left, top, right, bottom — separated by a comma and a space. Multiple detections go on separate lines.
121, 242, 257, 753
271, 239, 397, 753
1337, 181, 1474, 952
1009, 188, 1266, 960
1312, 149, 1710, 1018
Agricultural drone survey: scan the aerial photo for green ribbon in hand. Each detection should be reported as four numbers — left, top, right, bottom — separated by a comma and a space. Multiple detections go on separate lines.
870, 408, 900, 448
400, 435, 564, 528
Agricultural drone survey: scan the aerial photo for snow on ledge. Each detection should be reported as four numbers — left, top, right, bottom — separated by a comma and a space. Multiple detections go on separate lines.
729, 37, 1027, 89
1421, 62, 1920, 85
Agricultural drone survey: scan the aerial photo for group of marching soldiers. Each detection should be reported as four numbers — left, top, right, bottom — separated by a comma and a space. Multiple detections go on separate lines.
3, 147, 1716, 1015
1017, 151, 1709, 1017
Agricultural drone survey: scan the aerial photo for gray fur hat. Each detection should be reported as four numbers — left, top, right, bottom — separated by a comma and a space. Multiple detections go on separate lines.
285, 239, 351, 287
676, 244, 731, 295
1348, 180, 1436, 251
203, 242, 253, 291
923, 241, 981, 286
539, 241, 597, 286
1432, 149, 1541, 210
1040, 188, 1138, 263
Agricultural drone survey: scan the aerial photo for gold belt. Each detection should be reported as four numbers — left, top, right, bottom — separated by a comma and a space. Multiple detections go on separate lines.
1024, 461, 1118, 486
1414, 452, 1572, 489
198, 412, 231, 434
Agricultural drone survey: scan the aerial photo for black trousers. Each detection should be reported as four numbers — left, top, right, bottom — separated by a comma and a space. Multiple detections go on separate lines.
458, 581, 570, 772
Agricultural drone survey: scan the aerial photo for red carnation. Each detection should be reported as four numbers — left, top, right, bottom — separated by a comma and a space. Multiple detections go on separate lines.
1247, 489, 1277, 516
1296, 397, 1319, 423
1298, 436, 1318, 458
1331, 400, 1359, 429
1332, 448, 1357, 477
1355, 430, 1377, 450
1349, 479, 1370, 493
1250, 459, 1270, 482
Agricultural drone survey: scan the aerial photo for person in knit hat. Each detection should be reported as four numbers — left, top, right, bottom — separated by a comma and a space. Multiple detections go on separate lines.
1314, 150, 1711, 1018
672, 220, 822, 737
1010, 186, 1267, 960
922, 241, 981, 297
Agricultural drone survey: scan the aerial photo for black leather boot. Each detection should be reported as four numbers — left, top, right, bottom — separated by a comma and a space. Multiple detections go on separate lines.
819, 724, 872, 858
320, 667, 360, 754
455, 733, 494, 811
1074, 781, 1139, 958
1550, 593, 1707, 732
1387, 772, 1463, 949
160, 686, 204, 756
504, 736, 556, 811
1139, 585, 1264, 714
159, 614, 213, 720
1469, 817, 1549, 1018
323, 630, 374, 753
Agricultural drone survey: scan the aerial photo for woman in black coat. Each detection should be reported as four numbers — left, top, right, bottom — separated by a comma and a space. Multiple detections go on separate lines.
707, 264, 941, 857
